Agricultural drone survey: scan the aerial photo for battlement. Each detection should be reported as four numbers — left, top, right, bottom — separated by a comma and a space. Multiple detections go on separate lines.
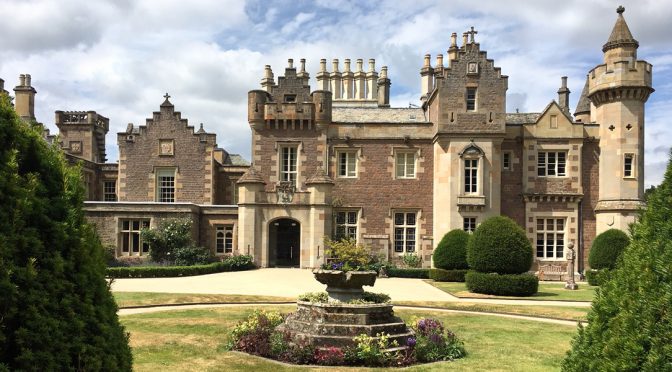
589, 60, 653, 94
55, 110, 110, 131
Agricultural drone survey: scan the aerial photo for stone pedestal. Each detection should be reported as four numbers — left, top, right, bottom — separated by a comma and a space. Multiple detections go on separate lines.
278, 301, 414, 349
313, 269, 377, 302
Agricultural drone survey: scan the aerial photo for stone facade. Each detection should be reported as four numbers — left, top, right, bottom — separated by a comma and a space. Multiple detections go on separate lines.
3, 8, 651, 276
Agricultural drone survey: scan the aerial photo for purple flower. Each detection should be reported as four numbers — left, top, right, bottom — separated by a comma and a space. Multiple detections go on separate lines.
406, 337, 416, 348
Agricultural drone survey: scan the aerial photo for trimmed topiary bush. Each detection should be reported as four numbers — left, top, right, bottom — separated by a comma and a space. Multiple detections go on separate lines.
467, 216, 533, 274
562, 154, 672, 371
433, 229, 470, 270
465, 271, 539, 296
588, 229, 630, 270
429, 268, 467, 282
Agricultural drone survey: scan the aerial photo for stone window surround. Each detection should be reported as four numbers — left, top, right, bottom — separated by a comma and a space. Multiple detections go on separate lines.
155, 167, 177, 203
392, 147, 420, 179
215, 225, 234, 255
503, 151, 513, 171
391, 208, 422, 254
334, 209, 360, 242
334, 147, 359, 179
459, 144, 484, 197
535, 217, 566, 261
275, 141, 303, 187
465, 86, 477, 112
537, 150, 568, 178
623, 153, 636, 178
103, 180, 117, 202
117, 217, 151, 257
463, 216, 477, 232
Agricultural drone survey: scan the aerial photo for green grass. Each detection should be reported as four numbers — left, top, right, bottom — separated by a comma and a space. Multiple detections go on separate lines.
395, 301, 589, 322
113, 292, 294, 308
120, 305, 577, 371
429, 281, 597, 302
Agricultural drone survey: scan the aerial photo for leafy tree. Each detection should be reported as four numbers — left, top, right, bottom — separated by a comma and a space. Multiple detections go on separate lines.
141, 217, 199, 263
0, 93, 132, 370
563, 153, 672, 371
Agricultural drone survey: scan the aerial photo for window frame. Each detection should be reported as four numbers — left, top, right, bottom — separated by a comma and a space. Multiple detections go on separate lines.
624, 153, 635, 178
215, 225, 233, 255
463, 158, 479, 194
466, 87, 477, 112
503, 151, 512, 171
395, 150, 417, 179
103, 180, 117, 202
463, 217, 477, 233
535, 218, 565, 260
337, 150, 358, 178
334, 210, 359, 241
279, 145, 298, 186
393, 211, 417, 253
119, 219, 150, 256
156, 168, 176, 202
537, 151, 567, 177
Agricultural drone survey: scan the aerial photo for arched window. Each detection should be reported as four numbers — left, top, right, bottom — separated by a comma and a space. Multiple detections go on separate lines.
459, 143, 485, 196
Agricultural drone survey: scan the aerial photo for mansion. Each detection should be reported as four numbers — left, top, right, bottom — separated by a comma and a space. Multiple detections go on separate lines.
1, 8, 652, 275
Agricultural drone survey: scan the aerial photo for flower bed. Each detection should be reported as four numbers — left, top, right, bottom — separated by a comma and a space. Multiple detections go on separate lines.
298, 291, 391, 304
227, 310, 466, 367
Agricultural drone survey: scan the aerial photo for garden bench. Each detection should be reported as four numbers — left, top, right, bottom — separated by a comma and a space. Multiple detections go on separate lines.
537, 264, 564, 281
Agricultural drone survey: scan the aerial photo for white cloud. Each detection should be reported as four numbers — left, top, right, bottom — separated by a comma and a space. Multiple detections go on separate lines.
0, 0, 670, 186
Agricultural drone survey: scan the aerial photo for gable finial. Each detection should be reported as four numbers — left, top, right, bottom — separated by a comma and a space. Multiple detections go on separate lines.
467, 26, 478, 43
164, 92, 170, 100
616, 5, 625, 14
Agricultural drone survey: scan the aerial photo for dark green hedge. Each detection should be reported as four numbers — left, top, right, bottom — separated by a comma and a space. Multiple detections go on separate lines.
465, 271, 539, 296
107, 255, 255, 278
429, 268, 467, 282
386, 267, 429, 279
467, 216, 532, 274
433, 229, 470, 270
585, 269, 611, 286
588, 229, 630, 270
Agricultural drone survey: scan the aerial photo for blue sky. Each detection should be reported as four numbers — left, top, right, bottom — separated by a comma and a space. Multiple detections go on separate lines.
1, 0, 670, 186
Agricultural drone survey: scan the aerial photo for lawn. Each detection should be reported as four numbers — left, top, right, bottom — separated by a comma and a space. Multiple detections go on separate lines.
429, 281, 597, 302
120, 305, 577, 371
113, 292, 293, 308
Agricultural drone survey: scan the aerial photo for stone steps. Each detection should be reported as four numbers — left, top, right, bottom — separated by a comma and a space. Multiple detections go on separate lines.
284, 318, 408, 336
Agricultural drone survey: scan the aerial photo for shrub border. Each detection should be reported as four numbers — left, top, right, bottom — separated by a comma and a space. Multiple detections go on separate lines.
386, 268, 430, 279
106, 259, 255, 278
429, 268, 467, 282
465, 271, 539, 296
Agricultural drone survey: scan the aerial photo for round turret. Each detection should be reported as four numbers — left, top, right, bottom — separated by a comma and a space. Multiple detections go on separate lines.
248, 90, 268, 130
312, 90, 332, 130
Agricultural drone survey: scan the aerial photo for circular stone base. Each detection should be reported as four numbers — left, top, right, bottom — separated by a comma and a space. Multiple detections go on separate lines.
277, 301, 413, 348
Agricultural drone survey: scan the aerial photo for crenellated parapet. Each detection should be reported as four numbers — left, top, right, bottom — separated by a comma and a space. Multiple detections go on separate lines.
588, 60, 653, 106
55, 109, 109, 162
248, 59, 333, 132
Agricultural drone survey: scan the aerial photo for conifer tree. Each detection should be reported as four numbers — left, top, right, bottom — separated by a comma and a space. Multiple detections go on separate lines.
0, 92, 132, 370
563, 153, 672, 371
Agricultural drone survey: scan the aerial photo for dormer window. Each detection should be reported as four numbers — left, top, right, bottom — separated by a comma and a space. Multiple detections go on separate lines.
466, 88, 477, 111
284, 94, 297, 103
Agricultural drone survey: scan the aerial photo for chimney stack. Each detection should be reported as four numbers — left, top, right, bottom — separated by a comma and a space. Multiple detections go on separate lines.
420, 54, 434, 101
342, 58, 354, 99
330, 59, 342, 99
366, 59, 378, 100
354, 59, 366, 99
14, 73, 37, 120
557, 76, 570, 113
316, 59, 329, 90
261, 65, 275, 92
377, 66, 391, 107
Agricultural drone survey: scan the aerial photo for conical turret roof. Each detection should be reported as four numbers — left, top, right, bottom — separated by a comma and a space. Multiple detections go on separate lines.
574, 76, 591, 116
602, 6, 639, 52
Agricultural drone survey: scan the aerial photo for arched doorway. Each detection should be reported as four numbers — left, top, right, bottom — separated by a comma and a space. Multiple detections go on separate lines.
269, 218, 300, 267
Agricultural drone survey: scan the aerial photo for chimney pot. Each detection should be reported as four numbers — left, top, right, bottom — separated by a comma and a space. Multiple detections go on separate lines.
368, 58, 375, 72
288, 59, 294, 68
19, 74, 26, 86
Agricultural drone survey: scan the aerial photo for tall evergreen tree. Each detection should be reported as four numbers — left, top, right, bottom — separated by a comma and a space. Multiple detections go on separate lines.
563, 153, 672, 371
0, 92, 132, 370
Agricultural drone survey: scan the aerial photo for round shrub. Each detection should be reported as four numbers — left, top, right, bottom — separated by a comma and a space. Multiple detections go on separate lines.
465, 271, 539, 296
429, 268, 467, 282
433, 229, 470, 270
588, 229, 630, 270
467, 216, 532, 274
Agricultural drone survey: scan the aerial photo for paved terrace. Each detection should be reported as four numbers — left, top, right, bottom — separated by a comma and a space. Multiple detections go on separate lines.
111, 268, 590, 307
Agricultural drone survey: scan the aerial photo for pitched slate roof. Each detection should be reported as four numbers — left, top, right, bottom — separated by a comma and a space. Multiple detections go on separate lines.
575, 76, 591, 115
505, 113, 540, 125
331, 107, 426, 123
